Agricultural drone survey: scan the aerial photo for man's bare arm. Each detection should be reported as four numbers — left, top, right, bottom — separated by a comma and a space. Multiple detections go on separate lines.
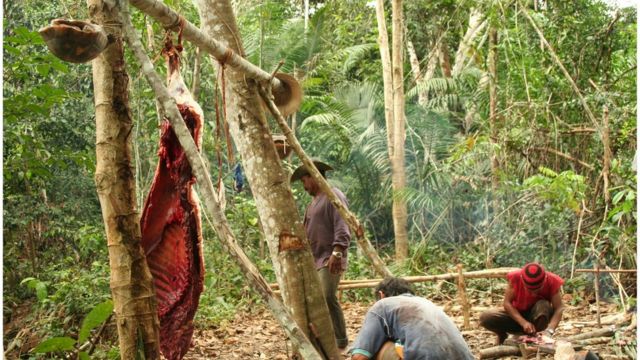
547, 289, 564, 331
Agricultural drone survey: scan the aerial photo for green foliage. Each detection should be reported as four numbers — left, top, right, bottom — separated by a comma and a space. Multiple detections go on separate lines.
78, 300, 114, 344
33, 336, 77, 353
32, 300, 113, 357
523, 167, 586, 212
20, 277, 49, 303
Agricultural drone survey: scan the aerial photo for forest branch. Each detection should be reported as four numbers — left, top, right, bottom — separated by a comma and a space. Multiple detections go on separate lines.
530, 146, 595, 171
521, 6, 603, 138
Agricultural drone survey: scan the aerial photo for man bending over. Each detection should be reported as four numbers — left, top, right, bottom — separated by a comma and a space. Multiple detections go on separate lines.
349, 277, 474, 360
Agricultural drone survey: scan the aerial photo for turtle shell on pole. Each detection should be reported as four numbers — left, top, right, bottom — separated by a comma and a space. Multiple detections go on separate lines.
39, 19, 110, 63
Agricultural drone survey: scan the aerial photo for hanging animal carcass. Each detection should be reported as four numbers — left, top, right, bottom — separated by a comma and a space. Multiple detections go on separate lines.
140, 39, 204, 360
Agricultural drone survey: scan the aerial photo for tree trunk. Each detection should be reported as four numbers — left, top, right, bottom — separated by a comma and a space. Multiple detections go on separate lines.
438, 38, 452, 78
452, 7, 487, 77
375, 0, 395, 157
191, 1, 340, 357
601, 105, 611, 212
406, 37, 427, 106
88, 0, 160, 358
488, 26, 499, 190
391, 0, 408, 261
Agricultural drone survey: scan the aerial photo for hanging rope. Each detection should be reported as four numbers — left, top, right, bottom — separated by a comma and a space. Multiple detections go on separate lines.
216, 50, 235, 166
213, 71, 225, 195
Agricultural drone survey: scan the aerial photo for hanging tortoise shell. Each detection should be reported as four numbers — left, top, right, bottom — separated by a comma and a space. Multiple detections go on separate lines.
39, 19, 111, 63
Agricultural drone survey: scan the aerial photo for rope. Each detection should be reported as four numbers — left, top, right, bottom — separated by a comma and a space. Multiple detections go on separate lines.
214, 71, 224, 193
216, 52, 235, 166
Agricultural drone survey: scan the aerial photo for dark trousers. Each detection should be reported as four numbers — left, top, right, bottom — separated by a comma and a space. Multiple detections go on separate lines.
479, 300, 553, 341
318, 267, 348, 348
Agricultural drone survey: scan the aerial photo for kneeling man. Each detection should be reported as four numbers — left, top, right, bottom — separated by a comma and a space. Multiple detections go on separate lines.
479, 262, 565, 344
349, 277, 474, 360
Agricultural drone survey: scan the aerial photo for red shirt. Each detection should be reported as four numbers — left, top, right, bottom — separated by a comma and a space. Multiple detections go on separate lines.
507, 269, 564, 312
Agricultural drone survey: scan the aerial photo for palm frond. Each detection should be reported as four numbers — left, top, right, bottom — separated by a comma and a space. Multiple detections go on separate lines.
337, 43, 378, 75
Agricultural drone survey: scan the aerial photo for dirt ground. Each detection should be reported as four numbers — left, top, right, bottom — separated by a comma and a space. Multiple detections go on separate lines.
184, 292, 637, 360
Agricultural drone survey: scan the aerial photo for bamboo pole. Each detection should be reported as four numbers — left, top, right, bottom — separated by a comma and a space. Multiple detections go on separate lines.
457, 264, 471, 329
575, 269, 637, 273
121, 7, 322, 359
270, 267, 517, 290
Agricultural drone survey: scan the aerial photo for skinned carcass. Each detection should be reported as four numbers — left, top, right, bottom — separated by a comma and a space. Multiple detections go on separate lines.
140, 39, 204, 360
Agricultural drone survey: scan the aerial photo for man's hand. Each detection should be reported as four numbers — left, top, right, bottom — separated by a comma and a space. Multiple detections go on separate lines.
328, 254, 342, 274
521, 321, 536, 334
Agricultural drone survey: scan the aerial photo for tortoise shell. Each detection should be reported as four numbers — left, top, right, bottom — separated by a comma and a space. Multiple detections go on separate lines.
39, 19, 109, 63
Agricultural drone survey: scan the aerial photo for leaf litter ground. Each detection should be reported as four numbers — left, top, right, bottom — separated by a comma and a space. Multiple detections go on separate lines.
184, 291, 636, 359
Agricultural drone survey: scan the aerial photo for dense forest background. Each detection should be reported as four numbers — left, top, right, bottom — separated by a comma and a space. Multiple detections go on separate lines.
3, 0, 637, 357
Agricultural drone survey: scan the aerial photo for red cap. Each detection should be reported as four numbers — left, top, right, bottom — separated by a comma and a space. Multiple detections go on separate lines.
522, 263, 546, 289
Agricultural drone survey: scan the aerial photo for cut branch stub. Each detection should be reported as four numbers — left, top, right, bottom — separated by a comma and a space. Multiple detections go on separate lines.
39, 19, 111, 63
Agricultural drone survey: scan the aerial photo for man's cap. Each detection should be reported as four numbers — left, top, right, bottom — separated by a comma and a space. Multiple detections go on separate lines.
522, 263, 546, 289
290, 160, 333, 182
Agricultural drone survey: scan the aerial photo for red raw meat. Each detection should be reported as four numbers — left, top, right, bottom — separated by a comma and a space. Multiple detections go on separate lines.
140, 41, 204, 360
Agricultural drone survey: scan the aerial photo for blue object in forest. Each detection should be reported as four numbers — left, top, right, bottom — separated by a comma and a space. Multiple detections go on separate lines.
233, 164, 244, 192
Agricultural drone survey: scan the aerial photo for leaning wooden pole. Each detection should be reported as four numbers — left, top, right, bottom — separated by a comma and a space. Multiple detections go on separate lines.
270, 267, 517, 290
121, 7, 322, 359
258, 86, 393, 278
89, 0, 161, 357
128, 0, 288, 99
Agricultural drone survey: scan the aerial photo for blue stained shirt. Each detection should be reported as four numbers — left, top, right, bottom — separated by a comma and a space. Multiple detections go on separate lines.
350, 294, 475, 359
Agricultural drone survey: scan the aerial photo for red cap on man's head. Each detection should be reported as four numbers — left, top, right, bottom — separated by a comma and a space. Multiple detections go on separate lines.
522, 263, 546, 289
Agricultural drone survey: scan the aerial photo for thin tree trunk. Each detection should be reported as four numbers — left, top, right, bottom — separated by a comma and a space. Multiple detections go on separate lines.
601, 105, 611, 213
191, 1, 340, 357
488, 26, 499, 190
406, 37, 427, 106
391, 0, 408, 261
121, 9, 323, 358
304, 0, 309, 31
452, 7, 487, 76
375, 0, 395, 157
88, 0, 160, 357
438, 38, 452, 78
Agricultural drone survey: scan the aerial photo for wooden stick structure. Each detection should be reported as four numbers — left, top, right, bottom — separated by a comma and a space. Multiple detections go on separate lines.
595, 263, 602, 327
457, 264, 471, 329
269, 267, 517, 291
575, 269, 637, 273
